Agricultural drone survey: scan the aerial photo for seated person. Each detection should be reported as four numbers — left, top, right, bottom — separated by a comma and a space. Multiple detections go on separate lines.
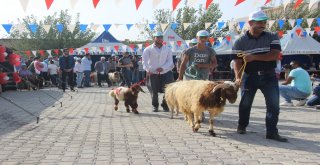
306, 74, 320, 109
19, 64, 41, 90
279, 61, 312, 106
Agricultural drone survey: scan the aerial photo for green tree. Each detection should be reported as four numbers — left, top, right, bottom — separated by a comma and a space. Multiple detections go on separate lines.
8, 10, 95, 54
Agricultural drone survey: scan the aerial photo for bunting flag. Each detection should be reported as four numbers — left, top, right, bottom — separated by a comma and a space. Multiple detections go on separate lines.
103, 24, 112, 32
84, 48, 89, 54
278, 31, 283, 38
54, 49, 59, 55
294, 0, 303, 9
307, 18, 314, 28
153, 0, 162, 8
99, 47, 104, 52
235, 0, 245, 6
19, 0, 30, 12
238, 22, 245, 30
43, 25, 51, 33
206, 0, 213, 9
25, 51, 31, 57
114, 45, 119, 52
129, 44, 135, 50
56, 24, 64, 32
265, 0, 272, 5
209, 37, 214, 44
70, 0, 79, 9
32, 51, 37, 56
226, 36, 231, 42
29, 24, 38, 33
171, 23, 178, 30
135, 0, 143, 10
114, 24, 121, 29
296, 18, 303, 27
268, 20, 275, 29
315, 26, 320, 32
283, 0, 291, 10
288, 19, 295, 28
79, 24, 88, 32
176, 40, 181, 47
115, 0, 124, 6
135, 24, 144, 30
126, 24, 133, 30
217, 22, 225, 30
45, 0, 54, 10
317, 18, 320, 26
295, 28, 302, 36
67, 24, 76, 33
2, 24, 13, 34
91, 24, 100, 31
173, 0, 181, 11
39, 50, 45, 56
149, 24, 156, 31
188, 0, 198, 6
16, 24, 26, 33
92, 0, 100, 9
183, 23, 192, 29
46, 50, 52, 56
205, 23, 212, 29
305, 28, 311, 35
278, 20, 285, 29
217, 37, 223, 43
309, 0, 320, 10
69, 48, 74, 54
160, 23, 168, 31
310, 30, 315, 36
137, 44, 143, 50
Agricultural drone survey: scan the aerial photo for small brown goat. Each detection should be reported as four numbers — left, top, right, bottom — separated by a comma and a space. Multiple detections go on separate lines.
109, 84, 144, 114
165, 80, 239, 136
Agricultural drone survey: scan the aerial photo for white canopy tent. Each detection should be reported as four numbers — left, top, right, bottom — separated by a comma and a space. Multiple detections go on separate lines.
162, 27, 188, 55
214, 31, 240, 55
281, 26, 320, 55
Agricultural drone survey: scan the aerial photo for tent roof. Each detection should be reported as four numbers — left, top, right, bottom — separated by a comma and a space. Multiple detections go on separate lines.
281, 26, 320, 55
214, 31, 240, 55
92, 31, 120, 43
163, 28, 187, 54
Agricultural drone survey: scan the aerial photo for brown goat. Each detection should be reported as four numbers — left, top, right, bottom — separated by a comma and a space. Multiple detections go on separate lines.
109, 84, 145, 114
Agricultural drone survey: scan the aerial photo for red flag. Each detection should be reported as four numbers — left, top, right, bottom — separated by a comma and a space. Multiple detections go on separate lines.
114, 45, 119, 52
226, 36, 231, 42
315, 26, 320, 32
295, 28, 302, 36
99, 47, 104, 52
135, 0, 143, 10
172, 0, 181, 11
163, 42, 167, 45
92, 0, 100, 9
84, 48, 89, 54
278, 31, 284, 38
265, 0, 271, 5
45, 0, 54, 10
235, 0, 245, 6
39, 50, 45, 56
294, 0, 303, 9
129, 44, 135, 50
25, 50, 31, 57
206, 0, 213, 9
69, 48, 74, 54
54, 49, 59, 55
209, 37, 214, 44
177, 41, 182, 47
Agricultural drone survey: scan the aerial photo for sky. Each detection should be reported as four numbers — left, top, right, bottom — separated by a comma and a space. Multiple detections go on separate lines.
0, 0, 281, 40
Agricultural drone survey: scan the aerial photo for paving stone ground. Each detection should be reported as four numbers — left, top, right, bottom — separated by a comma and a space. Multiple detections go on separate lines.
0, 85, 319, 165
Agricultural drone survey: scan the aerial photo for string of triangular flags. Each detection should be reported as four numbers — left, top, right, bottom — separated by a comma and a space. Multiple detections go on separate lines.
17, 0, 313, 12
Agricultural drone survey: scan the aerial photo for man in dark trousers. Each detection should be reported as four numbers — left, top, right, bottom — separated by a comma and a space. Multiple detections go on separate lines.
59, 48, 75, 92
142, 31, 174, 112
94, 57, 111, 87
233, 10, 287, 142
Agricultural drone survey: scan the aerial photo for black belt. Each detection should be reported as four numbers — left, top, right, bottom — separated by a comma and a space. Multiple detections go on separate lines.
246, 70, 275, 75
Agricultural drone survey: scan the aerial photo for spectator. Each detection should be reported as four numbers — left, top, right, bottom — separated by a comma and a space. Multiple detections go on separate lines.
82, 53, 92, 87
74, 58, 84, 88
48, 60, 58, 86
118, 52, 133, 87
59, 48, 75, 92
94, 57, 111, 87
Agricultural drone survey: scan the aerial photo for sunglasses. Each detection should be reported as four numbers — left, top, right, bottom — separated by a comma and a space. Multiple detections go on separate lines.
199, 36, 208, 39
155, 36, 163, 39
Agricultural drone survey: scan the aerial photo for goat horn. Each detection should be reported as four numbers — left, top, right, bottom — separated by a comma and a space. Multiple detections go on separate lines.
212, 84, 225, 92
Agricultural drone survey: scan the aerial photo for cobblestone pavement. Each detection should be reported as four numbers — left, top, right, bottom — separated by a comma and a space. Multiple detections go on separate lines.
0, 86, 319, 165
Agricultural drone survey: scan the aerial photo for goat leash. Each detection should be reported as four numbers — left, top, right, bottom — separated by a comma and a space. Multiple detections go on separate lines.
235, 52, 247, 85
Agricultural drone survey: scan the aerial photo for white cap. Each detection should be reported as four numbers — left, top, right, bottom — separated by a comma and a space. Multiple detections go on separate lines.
249, 10, 268, 21
196, 30, 209, 37
190, 38, 198, 44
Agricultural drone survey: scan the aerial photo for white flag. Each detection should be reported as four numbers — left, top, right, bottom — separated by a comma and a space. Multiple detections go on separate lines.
19, 0, 30, 12
91, 24, 100, 32
305, 28, 311, 35
122, 45, 127, 52
288, 19, 295, 28
160, 23, 168, 31
67, 24, 76, 33
32, 51, 37, 57
310, 31, 315, 36
205, 23, 212, 29
307, 18, 314, 28
188, 0, 198, 6
46, 50, 52, 56
153, 0, 162, 8
43, 25, 51, 33
283, 0, 291, 10
137, 44, 143, 50
309, 0, 320, 10
183, 23, 191, 30
268, 20, 275, 29
114, 24, 121, 29
115, 0, 124, 6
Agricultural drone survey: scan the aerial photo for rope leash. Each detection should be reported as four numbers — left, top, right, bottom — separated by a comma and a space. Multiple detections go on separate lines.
235, 52, 247, 85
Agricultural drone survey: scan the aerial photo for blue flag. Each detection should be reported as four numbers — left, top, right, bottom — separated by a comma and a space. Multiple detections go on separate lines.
171, 23, 178, 30
238, 22, 245, 30
218, 22, 225, 30
103, 24, 112, 32
126, 24, 133, 30
79, 24, 88, 32
56, 24, 64, 32
317, 18, 320, 26
149, 24, 156, 31
296, 18, 303, 27
278, 20, 285, 29
2, 24, 12, 34
29, 24, 38, 33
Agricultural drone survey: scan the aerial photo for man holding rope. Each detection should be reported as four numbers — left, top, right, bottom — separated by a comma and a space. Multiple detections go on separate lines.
233, 10, 287, 142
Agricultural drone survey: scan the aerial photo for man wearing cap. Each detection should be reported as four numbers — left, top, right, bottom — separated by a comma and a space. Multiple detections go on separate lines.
178, 30, 217, 80
95, 57, 111, 87
59, 49, 75, 92
142, 31, 175, 112
176, 38, 198, 73
233, 10, 287, 142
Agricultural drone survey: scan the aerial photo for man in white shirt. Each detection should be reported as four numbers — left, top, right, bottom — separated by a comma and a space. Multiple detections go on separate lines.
82, 53, 92, 87
48, 60, 58, 86
142, 31, 175, 112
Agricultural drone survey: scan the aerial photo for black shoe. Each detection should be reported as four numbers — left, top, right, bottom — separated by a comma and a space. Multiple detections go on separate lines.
237, 126, 246, 134
152, 107, 159, 112
161, 103, 169, 112
266, 134, 288, 142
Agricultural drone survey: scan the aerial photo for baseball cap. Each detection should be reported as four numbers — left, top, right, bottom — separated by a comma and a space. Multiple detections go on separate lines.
196, 30, 209, 37
153, 31, 163, 37
249, 10, 268, 21
190, 38, 198, 44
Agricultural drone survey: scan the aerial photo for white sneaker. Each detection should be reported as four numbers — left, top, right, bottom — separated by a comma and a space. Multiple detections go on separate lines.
296, 99, 307, 106
280, 102, 294, 106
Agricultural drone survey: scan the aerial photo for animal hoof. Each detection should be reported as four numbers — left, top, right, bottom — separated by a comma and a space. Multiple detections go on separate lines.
133, 110, 139, 114
209, 130, 216, 137
126, 109, 130, 113
192, 127, 199, 133
114, 106, 118, 111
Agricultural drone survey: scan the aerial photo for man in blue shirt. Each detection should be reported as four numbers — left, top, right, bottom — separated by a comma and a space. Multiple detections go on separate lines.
279, 61, 312, 106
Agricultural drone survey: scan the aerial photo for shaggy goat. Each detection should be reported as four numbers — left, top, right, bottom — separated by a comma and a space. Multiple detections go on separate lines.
165, 80, 239, 136
109, 84, 144, 114
108, 71, 121, 86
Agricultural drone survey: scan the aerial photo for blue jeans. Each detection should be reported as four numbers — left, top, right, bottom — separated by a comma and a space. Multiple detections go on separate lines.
239, 72, 279, 134
306, 86, 320, 106
279, 85, 310, 103
121, 68, 132, 87
76, 72, 83, 87
83, 70, 91, 87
